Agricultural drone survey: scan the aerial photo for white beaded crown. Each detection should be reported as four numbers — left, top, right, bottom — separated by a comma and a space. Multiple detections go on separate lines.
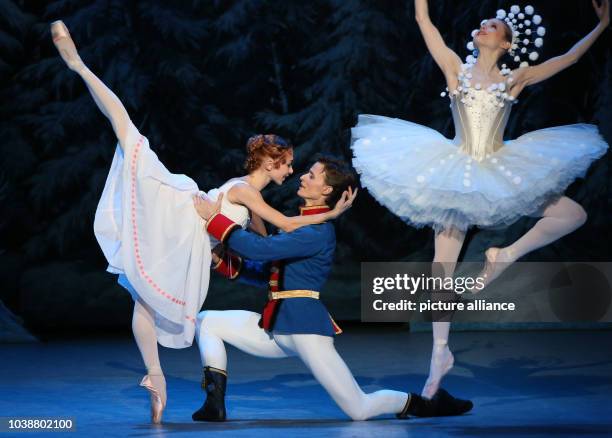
466, 4, 546, 67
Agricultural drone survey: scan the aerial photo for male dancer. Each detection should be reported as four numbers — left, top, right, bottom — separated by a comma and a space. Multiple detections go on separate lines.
192, 157, 473, 421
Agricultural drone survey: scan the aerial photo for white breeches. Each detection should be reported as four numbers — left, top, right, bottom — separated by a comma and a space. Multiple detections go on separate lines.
196, 310, 408, 420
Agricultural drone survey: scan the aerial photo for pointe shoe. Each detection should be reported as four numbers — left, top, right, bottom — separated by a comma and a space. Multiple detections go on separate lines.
50, 20, 85, 72
470, 247, 514, 294
421, 343, 454, 399
139, 375, 166, 424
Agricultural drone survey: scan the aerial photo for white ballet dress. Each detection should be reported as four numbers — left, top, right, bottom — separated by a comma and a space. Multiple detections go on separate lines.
351, 63, 608, 232
93, 122, 250, 348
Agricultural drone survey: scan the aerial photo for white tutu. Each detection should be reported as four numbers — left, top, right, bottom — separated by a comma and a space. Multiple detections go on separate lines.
352, 114, 608, 232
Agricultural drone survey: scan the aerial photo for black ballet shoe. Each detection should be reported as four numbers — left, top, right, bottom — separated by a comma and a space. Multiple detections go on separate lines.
430, 388, 473, 416
192, 367, 227, 422
396, 389, 473, 419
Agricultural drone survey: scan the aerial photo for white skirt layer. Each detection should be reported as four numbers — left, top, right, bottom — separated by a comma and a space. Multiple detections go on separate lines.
351, 114, 608, 232
94, 122, 210, 348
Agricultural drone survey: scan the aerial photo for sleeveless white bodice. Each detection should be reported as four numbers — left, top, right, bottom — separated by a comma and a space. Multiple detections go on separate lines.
351, 63, 608, 232
448, 63, 517, 161
208, 178, 250, 228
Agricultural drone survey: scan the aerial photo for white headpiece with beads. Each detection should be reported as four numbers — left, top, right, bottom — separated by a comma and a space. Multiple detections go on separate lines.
466, 4, 546, 68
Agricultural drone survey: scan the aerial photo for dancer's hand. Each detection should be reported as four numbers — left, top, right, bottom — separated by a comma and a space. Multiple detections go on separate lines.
329, 186, 358, 219
593, 0, 610, 27
193, 192, 222, 221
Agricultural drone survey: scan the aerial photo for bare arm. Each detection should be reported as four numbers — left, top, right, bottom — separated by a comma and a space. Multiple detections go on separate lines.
220, 184, 356, 233
513, 0, 609, 89
414, 0, 462, 79
227, 185, 333, 233
248, 212, 268, 236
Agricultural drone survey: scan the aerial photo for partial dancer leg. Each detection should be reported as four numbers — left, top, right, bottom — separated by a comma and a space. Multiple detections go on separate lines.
196, 310, 290, 369
193, 310, 290, 421
51, 20, 131, 147
276, 333, 408, 420
479, 196, 587, 288
423, 226, 466, 398
132, 300, 166, 423
196, 312, 472, 420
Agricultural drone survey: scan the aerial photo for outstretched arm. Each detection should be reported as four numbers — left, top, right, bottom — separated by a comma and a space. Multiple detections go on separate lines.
414, 0, 462, 78
513, 0, 609, 88
51, 21, 131, 148
196, 193, 327, 261
195, 193, 331, 260
209, 215, 327, 261
226, 184, 356, 233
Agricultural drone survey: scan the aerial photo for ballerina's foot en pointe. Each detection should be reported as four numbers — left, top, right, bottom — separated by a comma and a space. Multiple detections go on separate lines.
139, 371, 167, 424
50, 20, 85, 72
470, 247, 517, 294
421, 341, 455, 399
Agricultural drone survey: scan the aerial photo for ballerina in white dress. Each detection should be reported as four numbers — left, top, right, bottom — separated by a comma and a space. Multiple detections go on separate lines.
50, 21, 354, 423
351, 1, 609, 398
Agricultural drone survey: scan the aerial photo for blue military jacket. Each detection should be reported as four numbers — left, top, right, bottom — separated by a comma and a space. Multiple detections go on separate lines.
209, 206, 340, 337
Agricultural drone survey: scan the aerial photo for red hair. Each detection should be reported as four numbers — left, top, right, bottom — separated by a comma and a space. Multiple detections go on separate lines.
244, 134, 292, 173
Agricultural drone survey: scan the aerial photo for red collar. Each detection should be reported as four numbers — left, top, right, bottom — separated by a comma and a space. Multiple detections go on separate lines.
299, 205, 331, 216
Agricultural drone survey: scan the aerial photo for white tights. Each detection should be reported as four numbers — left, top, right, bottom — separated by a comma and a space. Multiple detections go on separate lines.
132, 300, 166, 402
424, 195, 588, 397
503, 196, 587, 261
196, 310, 408, 421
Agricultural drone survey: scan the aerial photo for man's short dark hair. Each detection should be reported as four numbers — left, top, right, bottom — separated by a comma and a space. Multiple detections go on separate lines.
316, 155, 356, 208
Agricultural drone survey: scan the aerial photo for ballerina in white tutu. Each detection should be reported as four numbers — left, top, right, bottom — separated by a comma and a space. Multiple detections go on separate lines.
50, 21, 354, 423
351, 0, 609, 398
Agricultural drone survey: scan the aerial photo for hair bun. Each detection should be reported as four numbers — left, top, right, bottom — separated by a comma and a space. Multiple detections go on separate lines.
246, 135, 266, 154
244, 134, 292, 173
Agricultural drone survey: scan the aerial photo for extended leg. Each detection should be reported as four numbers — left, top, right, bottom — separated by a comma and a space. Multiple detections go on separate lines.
276, 334, 407, 420
51, 21, 131, 146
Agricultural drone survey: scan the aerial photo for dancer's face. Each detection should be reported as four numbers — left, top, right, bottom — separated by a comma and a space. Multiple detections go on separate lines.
267, 149, 294, 185
475, 19, 512, 53
297, 161, 332, 204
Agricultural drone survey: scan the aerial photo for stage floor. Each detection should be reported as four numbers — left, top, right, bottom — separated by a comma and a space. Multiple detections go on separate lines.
1, 327, 611, 437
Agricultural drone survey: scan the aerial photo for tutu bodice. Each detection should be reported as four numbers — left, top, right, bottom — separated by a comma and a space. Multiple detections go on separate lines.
351, 63, 608, 232
451, 89, 512, 161
449, 63, 516, 161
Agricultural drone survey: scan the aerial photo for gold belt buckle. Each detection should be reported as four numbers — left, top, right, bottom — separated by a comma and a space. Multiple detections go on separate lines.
268, 290, 320, 300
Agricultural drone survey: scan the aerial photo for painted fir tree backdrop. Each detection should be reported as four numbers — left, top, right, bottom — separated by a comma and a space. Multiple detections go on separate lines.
0, 0, 610, 332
